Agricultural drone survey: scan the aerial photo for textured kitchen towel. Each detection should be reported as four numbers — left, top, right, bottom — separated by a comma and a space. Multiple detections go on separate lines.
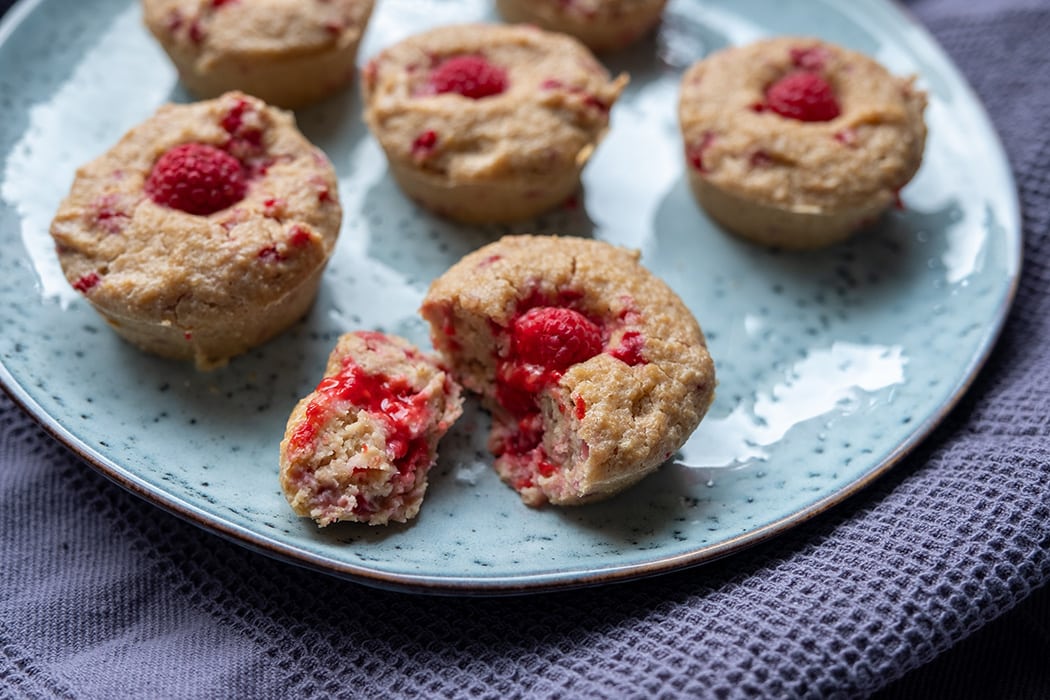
2, 0, 1049, 698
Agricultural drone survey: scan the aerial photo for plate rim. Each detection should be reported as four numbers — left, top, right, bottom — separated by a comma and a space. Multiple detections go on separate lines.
0, 0, 1023, 595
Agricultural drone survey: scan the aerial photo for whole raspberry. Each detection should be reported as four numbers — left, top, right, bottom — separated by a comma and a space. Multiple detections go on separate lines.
765, 71, 841, 122
511, 307, 603, 372
145, 143, 247, 215
427, 55, 508, 99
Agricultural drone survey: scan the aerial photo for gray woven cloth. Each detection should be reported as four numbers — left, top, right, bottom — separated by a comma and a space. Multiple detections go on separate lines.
2, 0, 1048, 697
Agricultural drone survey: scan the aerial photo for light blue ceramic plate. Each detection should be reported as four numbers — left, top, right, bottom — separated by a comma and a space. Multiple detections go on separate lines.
0, 0, 1020, 594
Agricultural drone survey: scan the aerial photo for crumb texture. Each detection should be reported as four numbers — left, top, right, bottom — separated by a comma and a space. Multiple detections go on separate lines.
280, 331, 463, 526
422, 235, 716, 506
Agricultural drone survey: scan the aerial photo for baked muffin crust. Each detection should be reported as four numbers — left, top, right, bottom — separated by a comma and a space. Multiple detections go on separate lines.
496, 0, 668, 52
50, 92, 342, 369
362, 23, 627, 224
679, 37, 927, 248
142, 0, 376, 108
422, 235, 716, 506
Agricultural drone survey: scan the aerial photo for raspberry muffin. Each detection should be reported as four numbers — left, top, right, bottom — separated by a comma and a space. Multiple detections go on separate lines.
496, 0, 668, 53
280, 331, 463, 526
50, 92, 342, 370
142, 0, 376, 108
421, 235, 716, 507
361, 23, 628, 224
679, 37, 927, 248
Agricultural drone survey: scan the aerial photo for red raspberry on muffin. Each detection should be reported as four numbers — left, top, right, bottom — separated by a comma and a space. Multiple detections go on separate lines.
426, 55, 509, 98
764, 71, 842, 122
144, 143, 247, 215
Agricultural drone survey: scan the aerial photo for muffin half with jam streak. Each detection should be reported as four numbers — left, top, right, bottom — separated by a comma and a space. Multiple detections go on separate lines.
280, 331, 463, 527
422, 235, 716, 506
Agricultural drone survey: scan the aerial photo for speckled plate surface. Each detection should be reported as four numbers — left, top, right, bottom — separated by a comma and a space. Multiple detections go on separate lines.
0, 0, 1020, 595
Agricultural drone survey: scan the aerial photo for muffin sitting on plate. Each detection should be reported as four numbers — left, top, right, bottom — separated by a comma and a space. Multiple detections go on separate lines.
421, 235, 716, 506
361, 23, 627, 224
495, 0, 669, 52
678, 37, 927, 249
50, 92, 342, 369
142, 0, 376, 108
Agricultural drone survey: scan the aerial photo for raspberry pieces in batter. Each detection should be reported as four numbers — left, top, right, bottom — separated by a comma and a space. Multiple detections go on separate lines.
421, 235, 716, 507
280, 331, 463, 526
49, 92, 342, 369
361, 23, 627, 224
678, 37, 927, 248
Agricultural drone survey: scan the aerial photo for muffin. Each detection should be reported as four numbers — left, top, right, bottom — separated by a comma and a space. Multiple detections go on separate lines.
496, 0, 668, 52
421, 235, 716, 506
50, 91, 342, 370
678, 37, 927, 248
280, 331, 464, 526
142, 0, 376, 108
361, 23, 628, 224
